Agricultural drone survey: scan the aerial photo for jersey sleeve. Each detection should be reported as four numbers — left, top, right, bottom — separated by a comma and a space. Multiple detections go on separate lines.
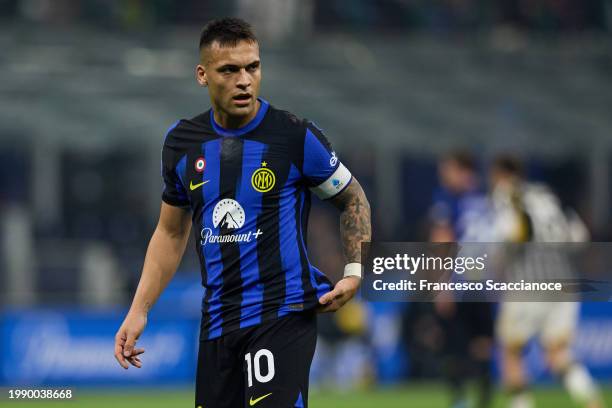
161, 124, 190, 208
302, 122, 353, 200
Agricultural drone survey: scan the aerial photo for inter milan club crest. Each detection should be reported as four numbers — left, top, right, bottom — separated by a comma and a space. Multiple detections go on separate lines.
251, 161, 276, 193
194, 157, 206, 173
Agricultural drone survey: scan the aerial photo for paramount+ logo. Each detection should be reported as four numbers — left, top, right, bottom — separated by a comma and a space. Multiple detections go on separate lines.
251, 161, 276, 193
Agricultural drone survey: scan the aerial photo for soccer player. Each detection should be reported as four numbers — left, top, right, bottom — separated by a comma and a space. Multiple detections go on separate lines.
429, 152, 494, 408
490, 156, 603, 408
113, 18, 371, 408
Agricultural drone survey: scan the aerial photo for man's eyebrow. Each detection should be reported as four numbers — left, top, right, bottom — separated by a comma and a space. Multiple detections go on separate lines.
216, 60, 260, 70
216, 63, 239, 71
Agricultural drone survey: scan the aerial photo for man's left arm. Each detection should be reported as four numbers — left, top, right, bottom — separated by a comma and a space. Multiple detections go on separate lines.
318, 177, 371, 312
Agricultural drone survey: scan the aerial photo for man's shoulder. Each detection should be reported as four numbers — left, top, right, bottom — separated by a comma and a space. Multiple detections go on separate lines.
164, 110, 216, 146
265, 105, 329, 145
263, 104, 310, 134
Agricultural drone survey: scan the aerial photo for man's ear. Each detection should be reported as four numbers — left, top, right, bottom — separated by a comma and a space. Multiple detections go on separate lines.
196, 64, 208, 87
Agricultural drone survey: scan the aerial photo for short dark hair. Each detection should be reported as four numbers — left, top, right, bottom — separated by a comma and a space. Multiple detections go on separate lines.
442, 150, 477, 172
491, 154, 524, 176
199, 18, 257, 51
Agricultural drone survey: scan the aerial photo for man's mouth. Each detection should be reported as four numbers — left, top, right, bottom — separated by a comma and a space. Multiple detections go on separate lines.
232, 93, 252, 106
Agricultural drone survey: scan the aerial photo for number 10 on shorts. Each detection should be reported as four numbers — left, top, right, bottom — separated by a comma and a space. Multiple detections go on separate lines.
245, 349, 275, 387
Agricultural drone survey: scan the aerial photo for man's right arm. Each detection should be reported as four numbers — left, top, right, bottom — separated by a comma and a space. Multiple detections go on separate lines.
114, 202, 191, 369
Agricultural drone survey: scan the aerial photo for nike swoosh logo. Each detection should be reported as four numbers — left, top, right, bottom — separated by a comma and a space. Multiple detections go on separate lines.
189, 180, 209, 191
249, 393, 272, 406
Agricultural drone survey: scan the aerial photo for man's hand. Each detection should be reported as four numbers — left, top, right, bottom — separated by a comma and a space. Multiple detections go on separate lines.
114, 312, 147, 369
317, 276, 361, 313
113, 203, 191, 370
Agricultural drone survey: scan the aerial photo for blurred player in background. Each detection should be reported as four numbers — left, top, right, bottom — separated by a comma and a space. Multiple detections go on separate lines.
490, 155, 603, 408
113, 17, 371, 408
429, 152, 494, 408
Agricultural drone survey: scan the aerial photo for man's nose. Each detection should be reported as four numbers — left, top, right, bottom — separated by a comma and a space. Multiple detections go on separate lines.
236, 68, 250, 89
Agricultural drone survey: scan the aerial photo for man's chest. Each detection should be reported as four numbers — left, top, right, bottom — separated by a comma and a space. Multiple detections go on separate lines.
177, 137, 300, 213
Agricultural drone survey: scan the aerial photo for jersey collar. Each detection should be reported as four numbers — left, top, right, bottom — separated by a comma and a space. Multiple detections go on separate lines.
210, 97, 269, 137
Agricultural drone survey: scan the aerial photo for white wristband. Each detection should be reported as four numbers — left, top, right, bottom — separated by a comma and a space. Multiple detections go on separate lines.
343, 263, 363, 279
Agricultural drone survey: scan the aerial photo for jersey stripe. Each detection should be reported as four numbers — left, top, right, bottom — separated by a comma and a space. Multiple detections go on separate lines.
237, 140, 266, 328
218, 137, 245, 335
201, 139, 223, 339
311, 266, 332, 299
298, 190, 332, 299
185, 148, 209, 337
296, 189, 316, 306
257, 145, 291, 321
174, 155, 188, 204
277, 164, 305, 317
303, 127, 337, 186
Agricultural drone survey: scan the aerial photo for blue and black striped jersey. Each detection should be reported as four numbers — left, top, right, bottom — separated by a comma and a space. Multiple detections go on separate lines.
161, 98, 353, 340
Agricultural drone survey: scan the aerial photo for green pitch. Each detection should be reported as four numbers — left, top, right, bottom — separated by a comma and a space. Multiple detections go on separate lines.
4, 385, 611, 407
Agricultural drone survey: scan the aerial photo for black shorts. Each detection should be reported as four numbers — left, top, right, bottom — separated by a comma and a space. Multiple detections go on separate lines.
195, 311, 317, 408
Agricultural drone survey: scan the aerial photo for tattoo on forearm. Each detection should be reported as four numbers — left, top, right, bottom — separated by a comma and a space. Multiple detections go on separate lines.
331, 178, 372, 264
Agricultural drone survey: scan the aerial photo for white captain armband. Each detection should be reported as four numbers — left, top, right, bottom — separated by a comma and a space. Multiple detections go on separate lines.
343, 263, 363, 279
309, 163, 352, 200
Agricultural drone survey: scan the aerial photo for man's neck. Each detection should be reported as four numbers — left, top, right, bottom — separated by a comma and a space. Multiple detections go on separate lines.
213, 99, 261, 129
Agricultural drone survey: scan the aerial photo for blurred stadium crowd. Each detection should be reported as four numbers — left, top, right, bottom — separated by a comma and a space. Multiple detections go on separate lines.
0, 0, 609, 32
1, 0, 612, 404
